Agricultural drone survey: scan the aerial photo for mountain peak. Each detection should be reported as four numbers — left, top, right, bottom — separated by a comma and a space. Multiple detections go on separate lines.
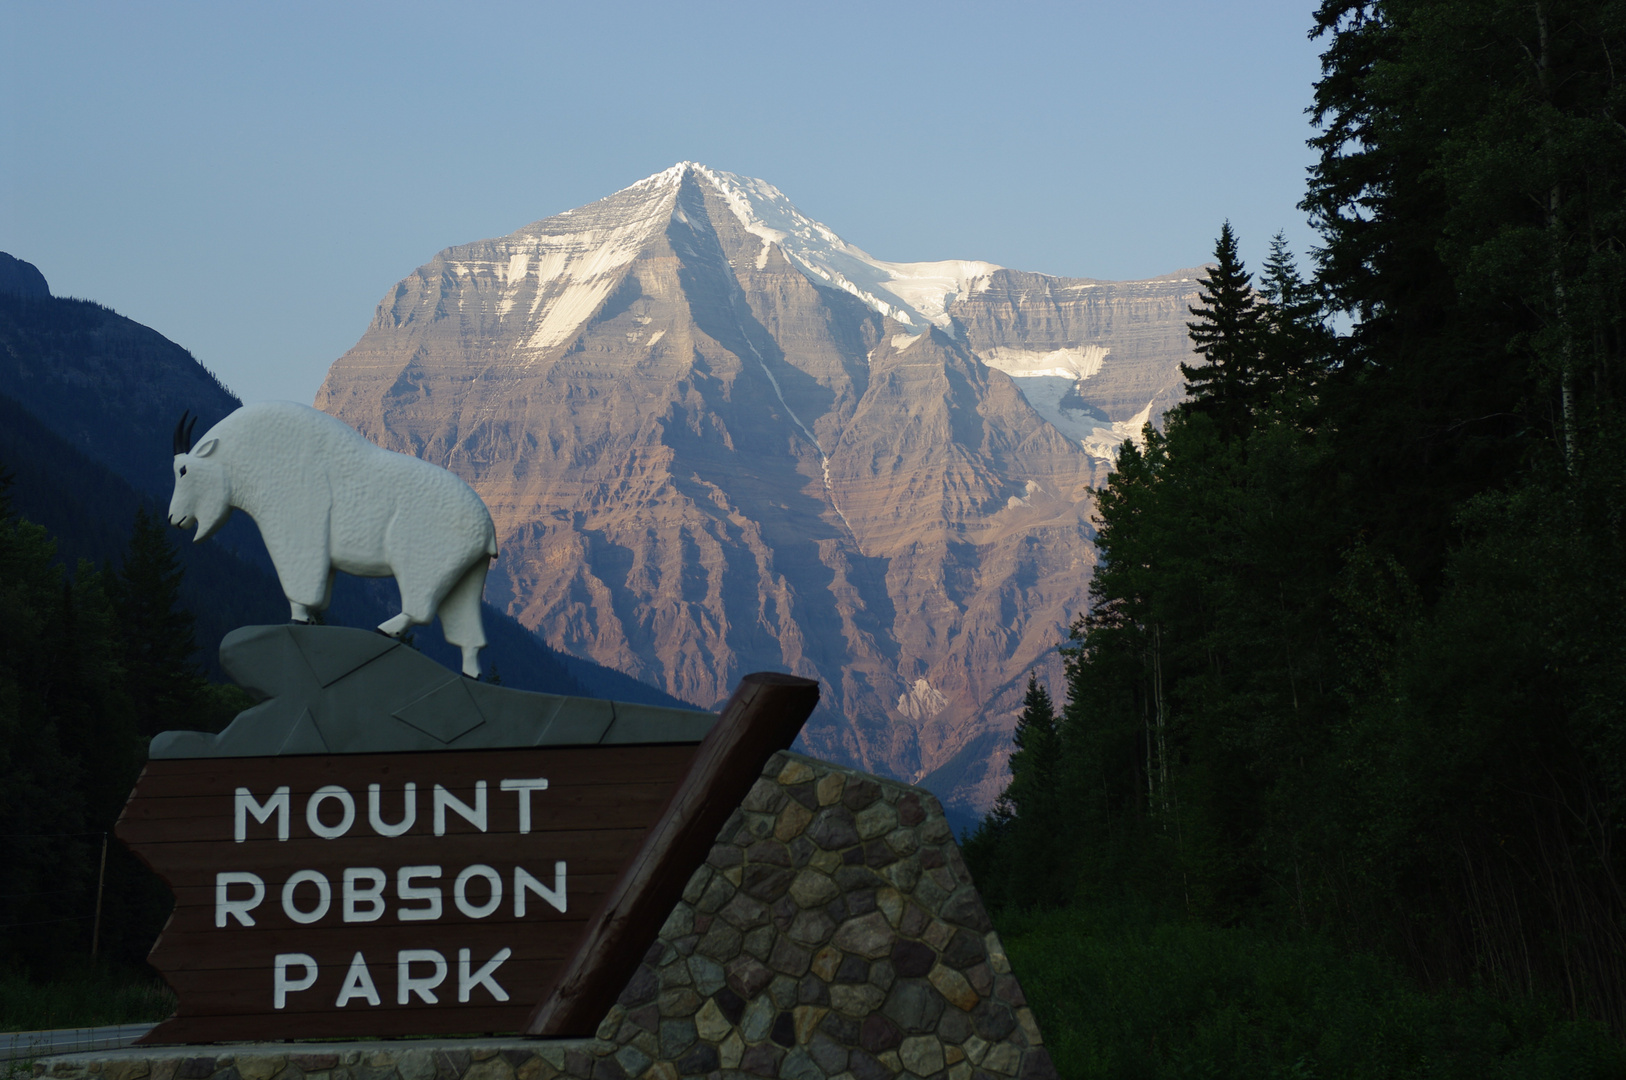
0, 253, 50, 298
598, 164, 1002, 329
318, 162, 1204, 819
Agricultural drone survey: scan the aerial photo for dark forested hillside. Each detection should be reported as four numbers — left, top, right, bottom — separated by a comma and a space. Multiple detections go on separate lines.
0, 291, 241, 498
0, 390, 290, 663
967, 0, 1626, 1056
0, 276, 685, 705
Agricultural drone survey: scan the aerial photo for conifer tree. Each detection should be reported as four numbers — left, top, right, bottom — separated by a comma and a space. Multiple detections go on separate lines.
1007, 672, 1059, 819
112, 506, 203, 737
963, 672, 1068, 909
1256, 232, 1329, 405
1182, 222, 1264, 437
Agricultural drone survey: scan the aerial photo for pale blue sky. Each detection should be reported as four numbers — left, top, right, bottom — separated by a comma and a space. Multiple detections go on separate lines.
2, 1, 1326, 405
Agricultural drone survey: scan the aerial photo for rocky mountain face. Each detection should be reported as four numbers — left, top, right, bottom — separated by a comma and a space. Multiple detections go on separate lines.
0, 252, 51, 299
316, 164, 1201, 819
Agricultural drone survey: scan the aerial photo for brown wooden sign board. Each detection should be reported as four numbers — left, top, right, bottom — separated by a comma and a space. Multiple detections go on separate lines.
119, 745, 696, 1041
118, 671, 819, 1043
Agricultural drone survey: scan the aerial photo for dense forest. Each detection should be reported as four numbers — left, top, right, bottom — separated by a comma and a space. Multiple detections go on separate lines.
967, 0, 1626, 1069
0, 488, 250, 980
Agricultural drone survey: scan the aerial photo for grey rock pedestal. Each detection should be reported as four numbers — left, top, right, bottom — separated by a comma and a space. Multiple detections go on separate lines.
151, 624, 714, 758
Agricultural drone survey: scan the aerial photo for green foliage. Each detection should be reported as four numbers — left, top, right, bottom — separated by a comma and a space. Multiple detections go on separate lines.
1304, 0, 1626, 584
967, 0, 1626, 1048
1181, 222, 1267, 439
996, 905, 1626, 1079
0, 485, 246, 979
966, 675, 1068, 909
111, 507, 206, 738
0, 964, 175, 1031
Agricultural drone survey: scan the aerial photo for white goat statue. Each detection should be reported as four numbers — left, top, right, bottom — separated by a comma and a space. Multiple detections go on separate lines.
167, 402, 498, 677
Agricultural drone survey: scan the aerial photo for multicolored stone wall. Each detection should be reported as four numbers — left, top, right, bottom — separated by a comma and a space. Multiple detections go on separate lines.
588, 750, 1054, 1080
35, 752, 1054, 1080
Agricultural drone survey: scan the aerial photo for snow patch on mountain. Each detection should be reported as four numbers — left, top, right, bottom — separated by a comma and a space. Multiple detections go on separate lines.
897, 678, 949, 721
975, 345, 1145, 458
978, 345, 1110, 382
1006, 479, 1044, 511
655, 163, 1002, 331
974, 343, 1155, 460
1081, 399, 1158, 460
457, 163, 1168, 457
448, 176, 684, 357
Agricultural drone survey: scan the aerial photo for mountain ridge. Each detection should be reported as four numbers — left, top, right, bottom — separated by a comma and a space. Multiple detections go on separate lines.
314, 164, 1201, 816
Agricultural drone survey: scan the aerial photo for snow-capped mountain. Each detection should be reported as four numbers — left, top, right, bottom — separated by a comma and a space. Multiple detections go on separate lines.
316, 162, 1201, 818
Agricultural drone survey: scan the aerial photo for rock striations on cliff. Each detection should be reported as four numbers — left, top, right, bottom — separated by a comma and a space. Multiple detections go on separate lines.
316, 163, 1200, 818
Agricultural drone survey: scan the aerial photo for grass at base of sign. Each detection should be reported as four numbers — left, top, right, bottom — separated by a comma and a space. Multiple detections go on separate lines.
0, 964, 174, 1032
995, 904, 1626, 1080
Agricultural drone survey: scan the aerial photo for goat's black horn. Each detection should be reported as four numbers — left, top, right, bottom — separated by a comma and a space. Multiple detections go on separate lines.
172, 411, 191, 455
185, 414, 199, 450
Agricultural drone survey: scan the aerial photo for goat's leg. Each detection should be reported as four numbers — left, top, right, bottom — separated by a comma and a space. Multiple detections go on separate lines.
438, 560, 490, 678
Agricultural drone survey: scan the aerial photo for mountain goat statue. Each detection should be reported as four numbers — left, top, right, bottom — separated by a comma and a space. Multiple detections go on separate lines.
167, 402, 498, 678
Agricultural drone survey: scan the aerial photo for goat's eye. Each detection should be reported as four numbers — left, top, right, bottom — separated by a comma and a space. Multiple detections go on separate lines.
179, 466, 187, 477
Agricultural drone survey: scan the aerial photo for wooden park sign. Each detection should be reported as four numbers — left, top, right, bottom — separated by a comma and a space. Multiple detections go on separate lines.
117, 624, 817, 1042
137, 406, 816, 1041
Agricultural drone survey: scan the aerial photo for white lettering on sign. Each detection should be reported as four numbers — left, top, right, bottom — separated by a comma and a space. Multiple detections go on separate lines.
215, 872, 265, 927
515, 862, 568, 915
235, 786, 290, 842
274, 952, 318, 1008
499, 778, 549, 833
306, 785, 356, 839
343, 867, 387, 923
282, 869, 332, 924
397, 865, 443, 921
398, 949, 449, 1004
218, 863, 567, 927
433, 782, 487, 836
336, 951, 381, 1007
232, 777, 546, 840
459, 947, 512, 1002
275, 948, 512, 1009
454, 864, 503, 919
368, 782, 416, 837
230, 775, 554, 1012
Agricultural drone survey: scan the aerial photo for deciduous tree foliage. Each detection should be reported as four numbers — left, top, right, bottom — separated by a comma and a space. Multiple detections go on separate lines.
969, 0, 1626, 1033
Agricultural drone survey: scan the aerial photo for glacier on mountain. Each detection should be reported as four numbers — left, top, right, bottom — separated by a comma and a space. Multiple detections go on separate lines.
424, 162, 1185, 461
977, 344, 1156, 458
582, 163, 1170, 461
641, 163, 1001, 332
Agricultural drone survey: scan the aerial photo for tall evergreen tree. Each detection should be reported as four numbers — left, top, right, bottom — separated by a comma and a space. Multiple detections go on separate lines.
1006, 673, 1060, 821
1256, 233, 1330, 406
0, 470, 142, 972
1304, 0, 1626, 584
963, 674, 1071, 910
1181, 222, 1264, 438
111, 507, 203, 737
